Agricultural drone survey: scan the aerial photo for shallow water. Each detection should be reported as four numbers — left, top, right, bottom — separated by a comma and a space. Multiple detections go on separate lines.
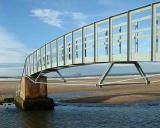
0, 92, 160, 128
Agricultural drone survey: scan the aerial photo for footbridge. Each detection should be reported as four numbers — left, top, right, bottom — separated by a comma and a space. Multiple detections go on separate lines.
15, 2, 160, 110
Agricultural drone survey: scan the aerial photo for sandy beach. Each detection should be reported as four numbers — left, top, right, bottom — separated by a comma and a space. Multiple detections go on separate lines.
1, 75, 160, 103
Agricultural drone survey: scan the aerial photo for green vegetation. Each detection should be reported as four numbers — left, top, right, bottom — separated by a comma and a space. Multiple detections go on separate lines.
14, 96, 55, 111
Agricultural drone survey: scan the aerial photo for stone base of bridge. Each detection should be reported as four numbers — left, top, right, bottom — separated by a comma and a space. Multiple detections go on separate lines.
14, 76, 55, 110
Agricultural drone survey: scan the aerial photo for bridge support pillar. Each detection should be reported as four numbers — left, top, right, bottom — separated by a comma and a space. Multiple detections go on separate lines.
14, 76, 55, 110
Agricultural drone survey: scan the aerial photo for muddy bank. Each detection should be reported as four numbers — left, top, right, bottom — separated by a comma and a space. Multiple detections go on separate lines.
1, 76, 160, 103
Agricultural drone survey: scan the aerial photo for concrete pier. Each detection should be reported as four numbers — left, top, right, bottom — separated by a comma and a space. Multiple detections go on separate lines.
14, 76, 55, 110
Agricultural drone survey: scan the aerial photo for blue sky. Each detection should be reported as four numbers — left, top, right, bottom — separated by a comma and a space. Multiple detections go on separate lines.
0, 0, 159, 76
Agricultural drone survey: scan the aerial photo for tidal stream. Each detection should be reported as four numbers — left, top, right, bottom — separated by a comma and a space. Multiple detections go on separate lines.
0, 91, 160, 128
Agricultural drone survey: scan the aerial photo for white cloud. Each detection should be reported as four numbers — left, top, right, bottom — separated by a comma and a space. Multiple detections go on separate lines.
71, 12, 88, 27
30, 8, 89, 28
0, 26, 31, 76
72, 12, 88, 21
31, 9, 63, 28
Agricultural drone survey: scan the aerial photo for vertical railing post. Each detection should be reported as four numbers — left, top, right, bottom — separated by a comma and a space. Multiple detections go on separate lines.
23, 57, 26, 76
29, 55, 31, 75
109, 17, 113, 62
25, 57, 28, 75
45, 44, 47, 69
127, 11, 132, 61
63, 35, 66, 65
85, 38, 86, 57
72, 31, 75, 64
119, 26, 122, 54
82, 27, 85, 63
94, 22, 98, 62
105, 31, 109, 55
151, 3, 157, 61
28, 56, 30, 75
23, 58, 26, 76
40, 48, 42, 71
36, 50, 38, 72
56, 39, 59, 66
135, 22, 138, 53
33, 53, 34, 73
50, 42, 53, 68
76, 41, 78, 58
27, 57, 29, 75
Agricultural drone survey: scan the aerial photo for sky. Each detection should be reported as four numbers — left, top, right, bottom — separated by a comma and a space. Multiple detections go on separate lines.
0, 0, 159, 76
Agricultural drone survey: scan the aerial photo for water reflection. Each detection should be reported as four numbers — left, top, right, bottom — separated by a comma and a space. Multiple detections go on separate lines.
19, 110, 55, 128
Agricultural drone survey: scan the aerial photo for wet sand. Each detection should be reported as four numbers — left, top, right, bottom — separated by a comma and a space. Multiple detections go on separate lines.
1, 75, 160, 103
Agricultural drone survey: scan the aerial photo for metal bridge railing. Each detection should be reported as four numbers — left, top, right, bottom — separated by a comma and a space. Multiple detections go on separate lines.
24, 2, 160, 76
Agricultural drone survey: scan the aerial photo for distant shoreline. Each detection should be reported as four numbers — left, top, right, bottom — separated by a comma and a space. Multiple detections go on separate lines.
0, 78, 20, 81
1, 72, 160, 79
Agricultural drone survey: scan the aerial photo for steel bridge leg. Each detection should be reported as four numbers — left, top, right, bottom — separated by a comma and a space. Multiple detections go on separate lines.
97, 63, 114, 88
97, 62, 149, 87
35, 71, 44, 82
134, 62, 150, 85
56, 70, 66, 82
35, 70, 66, 83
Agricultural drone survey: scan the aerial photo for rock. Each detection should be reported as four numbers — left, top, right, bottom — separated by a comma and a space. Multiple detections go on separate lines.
4, 98, 14, 103
14, 96, 55, 111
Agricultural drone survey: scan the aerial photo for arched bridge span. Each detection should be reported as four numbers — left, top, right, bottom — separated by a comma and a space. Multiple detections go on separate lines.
23, 2, 160, 87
